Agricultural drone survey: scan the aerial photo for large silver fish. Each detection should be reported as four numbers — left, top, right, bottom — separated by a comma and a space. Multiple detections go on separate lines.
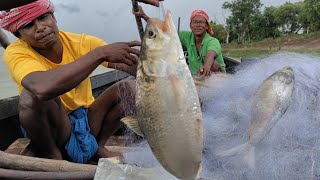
218, 67, 294, 167
122, 11, 203, 179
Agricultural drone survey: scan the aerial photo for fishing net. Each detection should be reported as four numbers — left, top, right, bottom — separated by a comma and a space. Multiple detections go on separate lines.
119, 52, 320, 179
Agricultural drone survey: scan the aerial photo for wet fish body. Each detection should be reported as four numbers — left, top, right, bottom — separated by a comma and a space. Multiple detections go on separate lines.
218, 67, 295, 167
123, 11, 203, 179
248, 66, 294, 144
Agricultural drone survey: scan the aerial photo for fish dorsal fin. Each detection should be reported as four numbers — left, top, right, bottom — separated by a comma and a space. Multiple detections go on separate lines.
162, 10, 171, 32
121, 116, 144, 138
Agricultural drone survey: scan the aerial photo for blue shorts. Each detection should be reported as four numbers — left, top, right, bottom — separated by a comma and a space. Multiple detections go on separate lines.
65, 107, 98, 163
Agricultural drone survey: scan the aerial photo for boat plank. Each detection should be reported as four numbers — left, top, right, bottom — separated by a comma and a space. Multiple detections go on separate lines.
4, 138, 35, 157
0, 150, 97, 172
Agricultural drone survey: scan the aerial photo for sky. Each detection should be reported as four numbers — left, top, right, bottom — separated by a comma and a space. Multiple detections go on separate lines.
3, 0, 303, 44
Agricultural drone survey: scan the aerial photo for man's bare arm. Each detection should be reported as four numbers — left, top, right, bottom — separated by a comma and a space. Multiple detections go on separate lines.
22, 41, 140, 101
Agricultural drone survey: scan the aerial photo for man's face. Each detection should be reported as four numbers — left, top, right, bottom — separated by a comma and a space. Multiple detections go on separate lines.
18, 12, 59, 50
190, 15, 208, 36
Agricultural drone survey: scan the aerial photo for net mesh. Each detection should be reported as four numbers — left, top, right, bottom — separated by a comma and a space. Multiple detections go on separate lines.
118, 52, 320, 179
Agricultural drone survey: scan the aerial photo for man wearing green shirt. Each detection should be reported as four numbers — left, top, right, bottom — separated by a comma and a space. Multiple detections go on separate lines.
179, 30, 225, 76
134, 8, 226, 77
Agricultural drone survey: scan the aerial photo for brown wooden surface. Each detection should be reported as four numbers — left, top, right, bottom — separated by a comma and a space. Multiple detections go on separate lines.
0, 96, 19, 120
4, 138, 35, 156
0, 150, 97, 172
0, 168, 94, 180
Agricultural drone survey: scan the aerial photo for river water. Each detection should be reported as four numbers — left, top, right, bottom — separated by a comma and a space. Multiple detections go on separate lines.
0, 49, 18, 98
121, 51, 320, 180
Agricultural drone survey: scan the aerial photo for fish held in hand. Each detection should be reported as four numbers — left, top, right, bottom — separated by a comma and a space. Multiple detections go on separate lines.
122, 11, 203, 180
217, 67, 295, 168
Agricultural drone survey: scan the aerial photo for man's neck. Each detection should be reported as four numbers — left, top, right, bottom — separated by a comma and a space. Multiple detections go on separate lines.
194, 34, 205, 45
36, 39, 63, 64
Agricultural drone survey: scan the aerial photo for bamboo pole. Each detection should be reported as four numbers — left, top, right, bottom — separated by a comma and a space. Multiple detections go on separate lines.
132, 0, 144, 40
0, 168, 94, 180
0, 150, 97, 172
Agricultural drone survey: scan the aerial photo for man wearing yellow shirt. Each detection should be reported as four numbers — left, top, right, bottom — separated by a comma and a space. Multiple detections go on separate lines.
0, 0, 163, 163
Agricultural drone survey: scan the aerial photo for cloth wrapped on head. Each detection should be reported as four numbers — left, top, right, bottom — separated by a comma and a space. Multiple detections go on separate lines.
0, 0, 54, 33
190, 10, 214, 36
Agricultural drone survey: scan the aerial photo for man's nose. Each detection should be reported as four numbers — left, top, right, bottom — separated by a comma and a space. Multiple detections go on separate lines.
34, 20, 46, 32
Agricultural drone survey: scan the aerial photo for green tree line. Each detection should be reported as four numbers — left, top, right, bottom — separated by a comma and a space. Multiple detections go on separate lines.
211, 0, 320, 43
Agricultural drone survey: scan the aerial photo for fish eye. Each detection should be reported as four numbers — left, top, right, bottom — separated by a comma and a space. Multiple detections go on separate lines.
148, 30, 156, 39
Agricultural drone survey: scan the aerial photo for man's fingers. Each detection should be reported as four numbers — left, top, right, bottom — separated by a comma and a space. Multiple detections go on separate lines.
126, 41, 140, 57
125, 54, 138, 64
122, 57, 134, 66
127, 47, 140, 57
127, 41, 141, 47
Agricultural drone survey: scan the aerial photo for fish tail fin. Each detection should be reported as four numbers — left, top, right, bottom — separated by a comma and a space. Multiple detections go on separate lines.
244, 146, 256, 169
217, 142, 251, 157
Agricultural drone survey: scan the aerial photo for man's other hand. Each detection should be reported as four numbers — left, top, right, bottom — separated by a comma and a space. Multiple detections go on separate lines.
101, 41, 140, 66
198, 62, 213, 77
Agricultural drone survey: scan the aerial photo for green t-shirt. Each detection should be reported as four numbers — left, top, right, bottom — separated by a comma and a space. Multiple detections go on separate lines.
178, 31, 226, 76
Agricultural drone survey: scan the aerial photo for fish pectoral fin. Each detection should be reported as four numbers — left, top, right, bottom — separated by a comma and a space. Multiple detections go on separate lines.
121, 116, 144, 138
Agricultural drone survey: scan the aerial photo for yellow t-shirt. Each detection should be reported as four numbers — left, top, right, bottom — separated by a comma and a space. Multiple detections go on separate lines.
4, 31, 108, 113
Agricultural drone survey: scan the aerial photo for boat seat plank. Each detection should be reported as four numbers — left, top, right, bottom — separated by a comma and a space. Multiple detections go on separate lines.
4, 138, 35, 157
